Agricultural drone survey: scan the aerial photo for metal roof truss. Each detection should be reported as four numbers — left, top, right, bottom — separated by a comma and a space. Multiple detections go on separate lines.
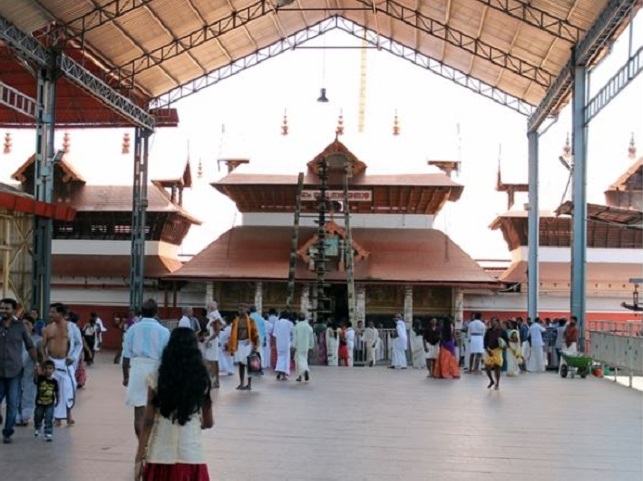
0, 14, 155, 130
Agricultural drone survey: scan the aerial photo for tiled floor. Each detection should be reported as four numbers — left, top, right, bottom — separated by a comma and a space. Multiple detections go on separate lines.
1, 354, 641, 481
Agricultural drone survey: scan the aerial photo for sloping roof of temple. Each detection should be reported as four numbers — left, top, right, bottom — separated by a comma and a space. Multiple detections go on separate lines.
166, 225, 498, 287
489, 210, 643, 250
213, 140, 463, 215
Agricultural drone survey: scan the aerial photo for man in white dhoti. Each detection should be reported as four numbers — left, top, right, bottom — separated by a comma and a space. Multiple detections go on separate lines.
263, 314, 274, 369
121, 299, 170, 438
273, 312, 294, 380
527, 317, 547, 372
389, 315, 408, 369
90, 312, 107, 351
204, 301, 223, 388
227, 305, 260, 391
362, 321, 379, 367
346, 322, 356, 367
218, 323, 234, 375
292, 314, 314, 382
40, 303, 83, 426
467, 313, 486, 374
559, 316, 579, 372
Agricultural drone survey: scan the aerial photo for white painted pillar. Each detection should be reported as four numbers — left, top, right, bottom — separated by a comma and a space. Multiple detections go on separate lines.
254, 281, 263, 313
453, 288, 464, 325
300, 284, 311, 319
356, 284, 366, 325
204, 281, 214, 306
403, 285, 413, 328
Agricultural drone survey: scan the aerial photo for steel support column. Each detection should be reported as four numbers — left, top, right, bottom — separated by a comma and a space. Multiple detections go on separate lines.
31, 60, 58, 313
571, 65, 588, 351
129, 127, 151, 312
527, 130, 539, 320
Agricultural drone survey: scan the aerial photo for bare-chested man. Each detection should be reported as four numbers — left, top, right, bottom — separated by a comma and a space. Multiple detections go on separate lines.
39, 303, 83, 426
227, 305, 259, 390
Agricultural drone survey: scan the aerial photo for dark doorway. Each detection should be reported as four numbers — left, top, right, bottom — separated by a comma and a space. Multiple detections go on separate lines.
328, 284, 348, 322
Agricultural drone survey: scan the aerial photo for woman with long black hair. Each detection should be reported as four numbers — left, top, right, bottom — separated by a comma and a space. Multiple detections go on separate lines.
135, 327, 214, 481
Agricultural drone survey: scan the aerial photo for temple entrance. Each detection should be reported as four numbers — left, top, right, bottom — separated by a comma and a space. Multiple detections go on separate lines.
328, 284, 348, 322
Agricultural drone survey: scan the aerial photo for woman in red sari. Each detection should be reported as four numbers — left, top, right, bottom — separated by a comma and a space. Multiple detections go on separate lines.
433, 316, 461, 379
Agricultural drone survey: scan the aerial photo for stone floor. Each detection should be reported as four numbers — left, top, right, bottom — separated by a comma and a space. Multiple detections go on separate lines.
1, 353, 641, 481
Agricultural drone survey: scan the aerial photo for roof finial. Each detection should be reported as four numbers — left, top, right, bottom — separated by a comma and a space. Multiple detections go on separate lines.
563, 132, 571, 158
336, 109, 344, 136
122, 132, 130, 154
628, 132, 636, 159
197, 158, 203, 179
3, 132, 12, 154
281, 109, 289, 136
62, 131, 70, 154
392, 109, 400, 136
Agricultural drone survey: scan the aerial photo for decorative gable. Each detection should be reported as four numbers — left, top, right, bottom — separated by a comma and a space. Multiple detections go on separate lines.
297, 220, 369, 270
306, 139, 367, 177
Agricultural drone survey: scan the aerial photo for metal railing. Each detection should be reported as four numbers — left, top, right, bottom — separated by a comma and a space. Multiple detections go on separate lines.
587, 320, 643, 388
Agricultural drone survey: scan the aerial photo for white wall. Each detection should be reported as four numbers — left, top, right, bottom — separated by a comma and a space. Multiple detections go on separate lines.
241, 212, 435, 229
52, 240, 180, 258
465, 291, 633, 314
512, 246, 643, 264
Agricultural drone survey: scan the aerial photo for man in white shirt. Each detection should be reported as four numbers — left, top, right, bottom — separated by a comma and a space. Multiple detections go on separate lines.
178, 307, 199, 331
273, 312, 294, 380
389, 315, 408, 369
91, 312, 107, 351
527, 317, 547, 372
346, 321, 356, 367
204, 301, 223, 388
292, 314, 315, 382
362, 320, 379, 367
467, 313, 486, 373
122, 299, 170, 439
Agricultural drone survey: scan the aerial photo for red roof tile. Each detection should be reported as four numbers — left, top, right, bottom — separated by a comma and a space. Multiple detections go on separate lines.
59, 184, 200, 224
166, 225, 497, 286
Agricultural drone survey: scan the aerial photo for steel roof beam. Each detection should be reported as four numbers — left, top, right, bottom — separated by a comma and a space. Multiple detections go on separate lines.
359, 0, 555, 88
0, 14, 155, 130
585, 44, 643, 124
336, 17, 535, 117
50, 0, 154, 45
150, 16, 338, 109
470, 0, 584, 43
528, 0, 637, 131
109, 0, 272, 86
0, 80, 37, 119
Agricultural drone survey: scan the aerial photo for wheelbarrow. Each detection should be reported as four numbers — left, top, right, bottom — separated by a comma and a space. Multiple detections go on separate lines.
559, 352, 593, 379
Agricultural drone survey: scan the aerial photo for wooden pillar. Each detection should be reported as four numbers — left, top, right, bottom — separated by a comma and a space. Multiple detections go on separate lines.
403, 285, 413, 328
300, 284, 311, 319
254, 281, 263, 313
356, 284, 366, 325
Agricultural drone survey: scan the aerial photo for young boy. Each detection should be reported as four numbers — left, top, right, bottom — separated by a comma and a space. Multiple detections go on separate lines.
34, 360, 59, 442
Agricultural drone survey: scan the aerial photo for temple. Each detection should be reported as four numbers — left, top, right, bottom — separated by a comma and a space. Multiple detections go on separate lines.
168, 140, 498, 323
9, 151, 200, 328
469, 138, 643, 321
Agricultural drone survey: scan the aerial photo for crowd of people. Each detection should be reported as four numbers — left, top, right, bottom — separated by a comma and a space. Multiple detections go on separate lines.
0, 298, 113, 445
0, 296, 583, 481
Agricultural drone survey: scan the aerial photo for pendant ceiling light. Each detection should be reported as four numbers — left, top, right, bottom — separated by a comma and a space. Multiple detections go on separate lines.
317, 37, 329, 103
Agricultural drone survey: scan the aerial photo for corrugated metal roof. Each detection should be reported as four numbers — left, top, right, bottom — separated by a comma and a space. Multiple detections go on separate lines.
0, 0, 635, 124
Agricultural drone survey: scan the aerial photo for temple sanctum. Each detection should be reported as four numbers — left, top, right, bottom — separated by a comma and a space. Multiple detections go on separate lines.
168, 140, 498, 323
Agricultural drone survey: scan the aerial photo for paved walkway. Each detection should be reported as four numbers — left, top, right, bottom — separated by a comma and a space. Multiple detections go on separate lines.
1, 354, 641, 481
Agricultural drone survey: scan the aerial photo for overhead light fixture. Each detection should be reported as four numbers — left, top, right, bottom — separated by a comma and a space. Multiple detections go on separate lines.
317, 88, 329, 103
275, 0, 295, 7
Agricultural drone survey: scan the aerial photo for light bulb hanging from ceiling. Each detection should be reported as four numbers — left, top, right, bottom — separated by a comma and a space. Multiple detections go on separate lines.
317, 36, 329, 103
